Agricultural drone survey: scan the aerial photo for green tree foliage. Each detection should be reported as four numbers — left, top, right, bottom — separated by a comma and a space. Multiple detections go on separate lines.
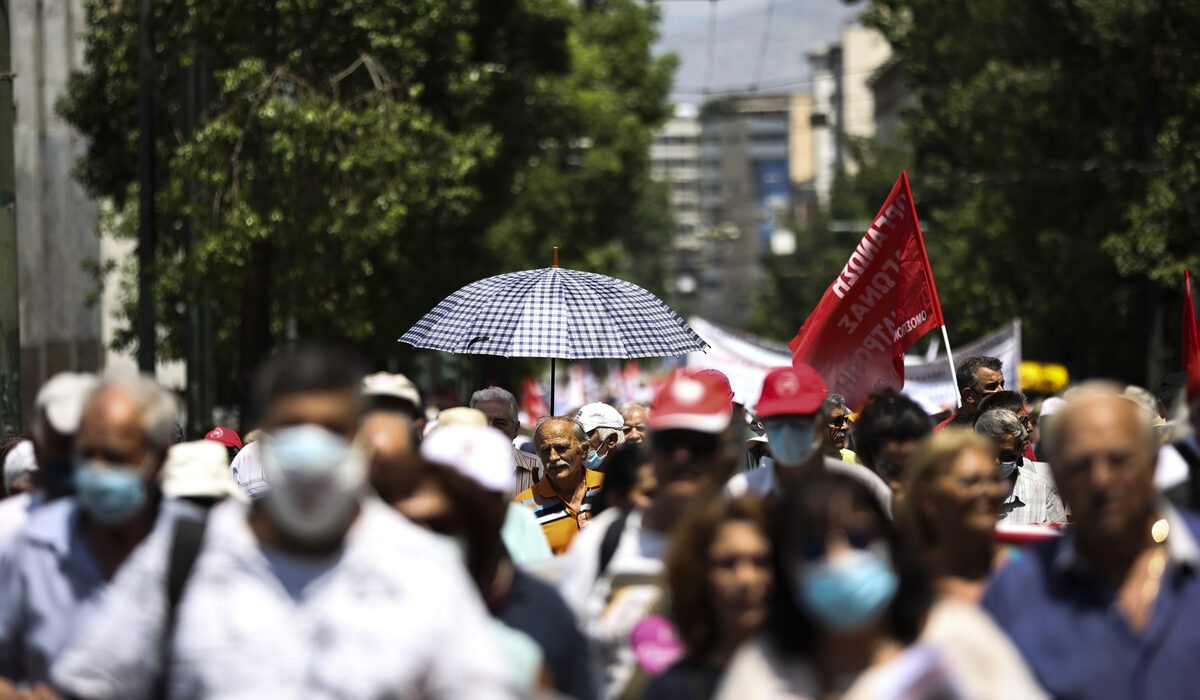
59, 0, 675, 400
854, 0, 1200, 382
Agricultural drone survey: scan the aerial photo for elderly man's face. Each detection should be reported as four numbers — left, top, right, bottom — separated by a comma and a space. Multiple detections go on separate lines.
827, 406, 849, 452
621, 406, 648, 445
475, 400, 518, 441
1054, 396, 1156, 541
77, 387, 155, 469
535, 420, 586, 490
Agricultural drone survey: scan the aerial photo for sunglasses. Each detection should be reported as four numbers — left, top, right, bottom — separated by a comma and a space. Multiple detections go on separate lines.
651, 430, 719, 455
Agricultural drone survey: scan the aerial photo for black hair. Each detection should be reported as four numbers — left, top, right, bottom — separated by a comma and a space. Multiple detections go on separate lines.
596, 443, 646, 514
975, 390, 1027, 421
852, 388, 932, 470
955, 356, 1002, 390
767, 471, 930, 656
247, 342, 368, 426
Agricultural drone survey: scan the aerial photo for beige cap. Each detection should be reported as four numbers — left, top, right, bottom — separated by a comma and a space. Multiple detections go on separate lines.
161, 440, 249, 503
362, 372, 422, 410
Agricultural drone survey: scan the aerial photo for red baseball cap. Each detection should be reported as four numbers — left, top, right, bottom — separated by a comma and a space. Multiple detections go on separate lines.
755, 364, 828, 418
204, 426, 243, 450
649, 369, 734, 434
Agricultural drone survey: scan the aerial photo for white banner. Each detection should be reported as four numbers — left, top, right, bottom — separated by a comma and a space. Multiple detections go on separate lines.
686, 317, 1021, 417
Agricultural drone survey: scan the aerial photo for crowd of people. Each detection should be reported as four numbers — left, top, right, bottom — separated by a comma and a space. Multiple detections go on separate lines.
0, 343, 1198, 699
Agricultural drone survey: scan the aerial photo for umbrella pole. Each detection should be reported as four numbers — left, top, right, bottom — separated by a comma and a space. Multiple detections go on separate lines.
550, 358, 556, 415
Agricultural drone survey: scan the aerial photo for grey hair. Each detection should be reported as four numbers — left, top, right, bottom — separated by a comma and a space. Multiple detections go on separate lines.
92, 372, 180, 449
533, 416, 588, 445
821, 392, 848, 413
593, 426, 626, 448
617, 401, 649, 419
974, 408, 1027, 445
470, 387, 519, 423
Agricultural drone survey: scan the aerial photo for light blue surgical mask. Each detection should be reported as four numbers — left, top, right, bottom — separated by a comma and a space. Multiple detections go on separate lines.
765, 421, 819, 467
267, 424, 351, 478
794, 545, 898, 632
261, 424, 364, 542
74, 460, 148, 524
997, 460, 1020, 479
583, 447, 606, 470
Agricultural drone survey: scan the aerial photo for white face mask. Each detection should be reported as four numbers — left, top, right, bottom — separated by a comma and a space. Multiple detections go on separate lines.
261, 424, 366, 542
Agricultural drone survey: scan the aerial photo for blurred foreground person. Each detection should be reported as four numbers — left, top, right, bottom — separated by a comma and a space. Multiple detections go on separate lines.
595, 444, 656, 514
640, 496, 773, 699
0, 373, 98, 548
2, 439, 35, 496
898, 429, 1048, 699
516, 417, 604, 554
0, 374, 176, 689
727, 365, 892, 516
974, 409, 1067, 525
559, 369, 739, 699
715, 473, 959, 699
52, 345, 513, 699
852, 388, 932, 498
984, 382, 1200, 700
426, 407, 551, 562
619, 401, 649, 445
471, 387, 543, 493
415, 425, 593, 699
159, 440, 247, 507
363, 370, 426, 437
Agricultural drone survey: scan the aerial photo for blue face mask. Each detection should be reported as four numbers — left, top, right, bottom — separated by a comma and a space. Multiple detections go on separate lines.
997, 460, 1020, 479
74, 460, 148, 524
583, 447, 606, 470
765, 421, 819, 467
794, 545, 898, 632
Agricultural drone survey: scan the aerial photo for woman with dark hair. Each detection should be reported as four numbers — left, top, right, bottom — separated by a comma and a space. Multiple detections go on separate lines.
715, 471, 959, 699
639, 496, 773, 699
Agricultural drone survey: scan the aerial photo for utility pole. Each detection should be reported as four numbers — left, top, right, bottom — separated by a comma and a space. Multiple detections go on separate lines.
0, 0, 21, 434
136, 0, 156, 373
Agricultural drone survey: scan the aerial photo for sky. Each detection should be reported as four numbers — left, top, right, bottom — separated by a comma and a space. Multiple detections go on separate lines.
654, 0, 862, 104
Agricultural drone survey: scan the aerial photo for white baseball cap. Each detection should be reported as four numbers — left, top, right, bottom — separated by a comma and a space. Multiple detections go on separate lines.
35, 372, 99, 435
575, 402, 623, 434
420, 424, 515, 494
362, 372, 422, 410
3, 440, 36, 492
161, 440, 249, 503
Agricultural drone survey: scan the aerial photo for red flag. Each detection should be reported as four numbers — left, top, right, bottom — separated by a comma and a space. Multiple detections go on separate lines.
788, 172, 944, 411
520, 375, 548, 423
1184, 270, 1200, 394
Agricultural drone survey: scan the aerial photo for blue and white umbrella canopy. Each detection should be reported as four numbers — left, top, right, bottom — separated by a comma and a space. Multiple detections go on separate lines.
400, 267, 708, 359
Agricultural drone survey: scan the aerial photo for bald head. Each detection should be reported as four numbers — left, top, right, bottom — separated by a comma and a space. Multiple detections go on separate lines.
1047, 382, 1157, 546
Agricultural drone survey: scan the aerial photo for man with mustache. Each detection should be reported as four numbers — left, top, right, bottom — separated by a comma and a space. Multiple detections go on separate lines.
514, 417, 604, 554
820, 391, 859, 464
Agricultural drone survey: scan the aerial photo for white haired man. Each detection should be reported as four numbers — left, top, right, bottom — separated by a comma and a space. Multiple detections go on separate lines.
575, 402, 626, 472
0, 373, 178, 690
975, 408, 1067, 525
471, 386, 542, 493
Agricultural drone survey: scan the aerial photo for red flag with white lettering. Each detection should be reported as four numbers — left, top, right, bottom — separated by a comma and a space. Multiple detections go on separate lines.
1184, 270, 1200, 392
788, 172, 945, 411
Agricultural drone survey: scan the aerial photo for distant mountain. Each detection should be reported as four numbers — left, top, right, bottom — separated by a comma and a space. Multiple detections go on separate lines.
656, 0, 860, 104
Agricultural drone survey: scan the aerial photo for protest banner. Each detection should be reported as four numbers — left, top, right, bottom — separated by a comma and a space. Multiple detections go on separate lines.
789, 172, 946, 410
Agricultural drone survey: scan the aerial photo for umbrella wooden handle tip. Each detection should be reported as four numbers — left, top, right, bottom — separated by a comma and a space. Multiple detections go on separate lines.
553, 247, 559, 268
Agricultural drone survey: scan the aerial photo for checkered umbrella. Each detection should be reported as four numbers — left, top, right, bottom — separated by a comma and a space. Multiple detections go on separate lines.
400, 266, 708, 360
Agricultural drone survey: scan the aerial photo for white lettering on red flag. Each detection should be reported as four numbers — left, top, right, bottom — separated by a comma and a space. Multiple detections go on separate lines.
788, 172, 945, 411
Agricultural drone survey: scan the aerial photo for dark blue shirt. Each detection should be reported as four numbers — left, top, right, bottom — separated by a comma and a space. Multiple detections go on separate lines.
982, 505, 1200, 700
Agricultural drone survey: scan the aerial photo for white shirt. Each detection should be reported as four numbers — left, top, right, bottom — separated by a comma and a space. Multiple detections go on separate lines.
52, 498, 517, 700
512, 447, 543, 496
999, 468, 1068, 525
558, 508, 669, 700
725, 457, 894, 518
228, 442, 270, 499
0, 491, 36, 551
